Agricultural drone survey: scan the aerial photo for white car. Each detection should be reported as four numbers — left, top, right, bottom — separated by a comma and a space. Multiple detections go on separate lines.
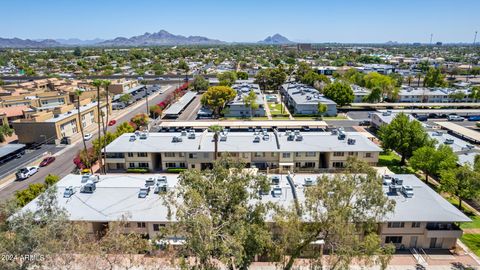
447, 115, 465, 121
84, 133, 93, 141
16, 166, 39, 180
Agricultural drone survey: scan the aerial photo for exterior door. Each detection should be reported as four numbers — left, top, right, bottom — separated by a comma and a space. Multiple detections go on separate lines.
429, 238, 437, 248
410, 236, 418, 248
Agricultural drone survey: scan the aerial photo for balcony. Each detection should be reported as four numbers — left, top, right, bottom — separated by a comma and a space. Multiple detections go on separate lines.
426, 223, 463, 239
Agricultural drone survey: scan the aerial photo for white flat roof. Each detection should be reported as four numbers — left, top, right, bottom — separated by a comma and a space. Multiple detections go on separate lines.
159, 120, 328, 129
105, 131, 382, 153
20, 173, 470, 224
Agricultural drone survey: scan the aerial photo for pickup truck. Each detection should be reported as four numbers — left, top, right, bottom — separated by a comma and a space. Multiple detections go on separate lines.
16, 166, 39, 180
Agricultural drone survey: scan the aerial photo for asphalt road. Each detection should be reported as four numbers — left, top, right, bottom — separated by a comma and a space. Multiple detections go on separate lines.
0, 144, 63, 179
0, 85, 176, 201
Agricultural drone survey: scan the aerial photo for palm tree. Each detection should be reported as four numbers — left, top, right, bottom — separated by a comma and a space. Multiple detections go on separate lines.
92, 79, 103, 174
208, 125, 223, 160
101, 80, 111, 174
0, 124, 14, 143
75, 89, 92, 174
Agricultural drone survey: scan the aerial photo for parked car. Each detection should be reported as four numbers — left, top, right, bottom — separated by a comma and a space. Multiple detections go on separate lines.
84, 133, 93, 141
467, 115, 480, 121
16, 166, 39, 180
415, 115, 428, 121
448, 115, 465, 121
40, 156, 56, 167
358, 120, 371, 126
108, 119, 117, 126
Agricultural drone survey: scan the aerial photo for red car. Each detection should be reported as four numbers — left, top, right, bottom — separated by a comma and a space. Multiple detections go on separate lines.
108, 119, 117, 126
40, 156, 56, 167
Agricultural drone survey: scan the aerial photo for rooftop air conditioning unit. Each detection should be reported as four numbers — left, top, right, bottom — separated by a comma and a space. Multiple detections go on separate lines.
63, 186, 75, 198
253, 136, 261, 143
295, 135, 303, 141
401, 185, 414, 198
271, 176, 280, 185
129, 135, 136, 142
304, 177, 314, 186
139, 133, 147, 140
138, 187, 150, 198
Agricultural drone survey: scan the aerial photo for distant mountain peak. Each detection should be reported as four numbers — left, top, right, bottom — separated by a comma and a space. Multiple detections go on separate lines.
259, 34, 293, 44
98, 29, 225, 46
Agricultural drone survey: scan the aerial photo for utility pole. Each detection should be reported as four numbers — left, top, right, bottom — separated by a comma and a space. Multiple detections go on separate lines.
429, 33, 433, 45
474, 31, 478, 46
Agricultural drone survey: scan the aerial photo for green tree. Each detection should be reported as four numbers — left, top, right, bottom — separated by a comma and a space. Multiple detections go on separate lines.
242, 90, 259, 118
217, 71, 237, 86
300, 70, 329, 88
192, 75, 209, 92
423, 67, 446, 87
201, 86, 236, 117
317, 103, 327, 119
410, 145, 458, 184
73, 47, 82, 57
115, 121, 135, 136
149, 105, 162, 119
274, 158, 395, 270
440, 165, 480, 209
379, 113, 432, 165
237, 71, 249, 80
44, 174, 60, 187
163, 158, 271, 270
469, 86, 480, 102
449, 91, 466, 102
15, 183, 46, 207
323, 81, 354, 106
364, 72, 398, 101
119, 93, 132, 104
0, 124, 14, 142
296, 62, 312, 80
254, 68, 287, 91
474, 155, 480, 172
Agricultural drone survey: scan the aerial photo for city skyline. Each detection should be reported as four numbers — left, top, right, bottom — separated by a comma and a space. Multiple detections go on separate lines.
1, 0, 479, 43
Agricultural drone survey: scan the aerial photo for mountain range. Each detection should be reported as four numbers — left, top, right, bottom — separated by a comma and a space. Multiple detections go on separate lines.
0, 30, 294, 48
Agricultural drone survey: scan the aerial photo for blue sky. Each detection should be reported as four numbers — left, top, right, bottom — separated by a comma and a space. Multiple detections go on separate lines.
2, 0, 479, 43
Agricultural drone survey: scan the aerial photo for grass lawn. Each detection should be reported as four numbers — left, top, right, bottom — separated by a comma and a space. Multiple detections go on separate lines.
377, 151, 416, 174
461, 234, 480, 256
268, 103, 289, 116
461, 215, 480, 229
220, 117, 270, 121
293, 115, 348, 120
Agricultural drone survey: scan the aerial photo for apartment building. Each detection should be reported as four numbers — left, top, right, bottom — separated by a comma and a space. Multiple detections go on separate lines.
370, 111, 416, 129
428, 130, 480, 167
12, 99, 109, 144
20, 173, 469, 251
398, 87, 474, 103
107, 78, 141, 95
352, 85, 370, 103
224, 83, 266, 117
104, 129, 381, 172
280, 83, 337, 116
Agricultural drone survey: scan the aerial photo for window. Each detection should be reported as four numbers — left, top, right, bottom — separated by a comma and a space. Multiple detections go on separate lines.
153, 224, 165, 232
129, 163, 135, 168
411, 222, 421, 228
242, 153, 248, 158
124, 223, 130, 228
305, 152, 316, 157
295, 152, 301, 157
165, 162, 176, 168
137, 152, 148, 157
385, 236, 402, 244
295, 162, 301, 168
189, 153, 197, 159
365, 152, 372, 158
138, 162, 149, 168
127, 153, 134, 157
191, 164, 195, 169
304, 162, 315, 168
332, 162, 344, 168
348, 152, 356, 156
164, 152, 175, 157
179, 153, 185, 157
179, 162, 186, 168
254, 152, 262, 157
333, 152, 344, 157
282, 153, 291, 158
137, 222, 146, 228
271, 152, 276, 157
387, 222, 405, 228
